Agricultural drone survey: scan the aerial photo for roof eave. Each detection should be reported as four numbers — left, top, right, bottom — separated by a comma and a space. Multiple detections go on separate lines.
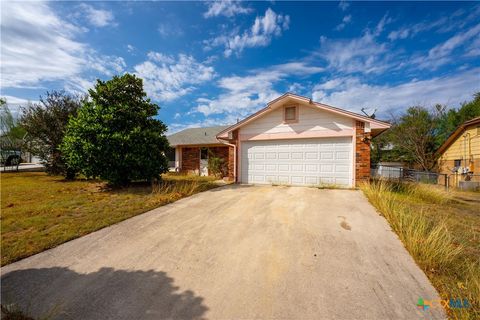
216, 93, 391, 138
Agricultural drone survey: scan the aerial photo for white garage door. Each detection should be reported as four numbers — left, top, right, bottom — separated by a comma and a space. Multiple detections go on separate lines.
241, 137, 353, 187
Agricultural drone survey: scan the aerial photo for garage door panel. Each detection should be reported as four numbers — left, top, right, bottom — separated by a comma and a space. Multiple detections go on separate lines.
266, 152, 277, 160
265, 164, 277, 171
335, 178, 350, 186
321, 152, 334, 160
291, 164, 303, 172
242, 137, 352, 187
291, 152, 303, 160
254, 164, 265, 171
291, 176, 304, 184
305, 176, 318, 185
320, 164, 334, 173
320, 177, 334, 184
278, 176, 289, 183
336, 151, 349, 160
305, 152, 319, 160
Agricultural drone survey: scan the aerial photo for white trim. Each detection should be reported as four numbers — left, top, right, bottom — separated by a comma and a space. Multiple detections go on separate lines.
352, 119, 356, 187
175, 147, 182, 171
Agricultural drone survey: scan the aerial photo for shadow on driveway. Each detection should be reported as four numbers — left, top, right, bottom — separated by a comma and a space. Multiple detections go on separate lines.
1, 267, 208, 320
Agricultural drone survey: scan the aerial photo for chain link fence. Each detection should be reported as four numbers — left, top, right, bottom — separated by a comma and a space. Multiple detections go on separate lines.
371, 164, 480, 191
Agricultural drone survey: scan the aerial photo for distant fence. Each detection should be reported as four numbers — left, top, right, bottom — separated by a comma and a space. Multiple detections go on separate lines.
371, 164, 480, 191
371, 165, 445, 184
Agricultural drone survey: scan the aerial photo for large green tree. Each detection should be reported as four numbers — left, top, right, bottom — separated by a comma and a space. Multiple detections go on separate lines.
373, 92, 480, 170
20, 91, 82, 177
436, 93, 480, 145
388, 106, 439, 171
61, 74, 169, 186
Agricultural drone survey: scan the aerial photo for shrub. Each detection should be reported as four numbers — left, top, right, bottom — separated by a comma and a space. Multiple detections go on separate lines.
207, 153, 227, 178
61, 74, 169, 186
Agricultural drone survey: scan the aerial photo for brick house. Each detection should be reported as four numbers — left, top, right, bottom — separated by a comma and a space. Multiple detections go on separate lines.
168, 93, 390, 187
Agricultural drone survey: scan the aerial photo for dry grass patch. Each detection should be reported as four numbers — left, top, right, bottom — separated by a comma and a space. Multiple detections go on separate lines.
361, 180, 479, 319
1, 172, 221, 266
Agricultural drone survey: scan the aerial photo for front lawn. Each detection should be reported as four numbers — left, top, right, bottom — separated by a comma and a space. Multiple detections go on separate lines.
362, 180, 479, 320
1, 172, 221, 266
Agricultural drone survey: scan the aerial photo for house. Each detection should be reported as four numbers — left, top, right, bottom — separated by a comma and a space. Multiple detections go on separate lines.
167, 93, 391, 187
437, 116, 480, 187
167, 126, 234, 177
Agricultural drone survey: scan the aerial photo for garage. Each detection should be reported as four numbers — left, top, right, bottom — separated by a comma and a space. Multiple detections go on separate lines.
216, 93, 391, 187
241, 137, 353, 187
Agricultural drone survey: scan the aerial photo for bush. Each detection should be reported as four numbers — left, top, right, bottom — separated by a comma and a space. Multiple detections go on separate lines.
61, 74, 169, 186
207, 153, 227, 178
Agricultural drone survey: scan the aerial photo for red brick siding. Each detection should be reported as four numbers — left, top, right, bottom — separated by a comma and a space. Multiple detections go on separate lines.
228, 145, 235, 180
355, 121, 371, 185
181, 147, 200, 174
181, 146, 233, 178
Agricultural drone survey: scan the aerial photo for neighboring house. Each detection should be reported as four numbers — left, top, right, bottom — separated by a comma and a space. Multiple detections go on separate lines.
437, 117, 480, 185
168, 93, 391, 187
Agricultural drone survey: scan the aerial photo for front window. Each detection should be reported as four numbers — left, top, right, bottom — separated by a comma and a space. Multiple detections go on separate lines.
454, 159, 462, 167
284, 106, 297, 122
200, 147, 209, 160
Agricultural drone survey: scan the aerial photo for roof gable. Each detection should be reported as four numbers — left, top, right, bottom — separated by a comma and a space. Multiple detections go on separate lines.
217, 93, 390, 139
437, 116, 480, 155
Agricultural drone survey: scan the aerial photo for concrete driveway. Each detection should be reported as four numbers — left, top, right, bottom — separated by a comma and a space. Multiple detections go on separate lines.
1, 186, 444, 319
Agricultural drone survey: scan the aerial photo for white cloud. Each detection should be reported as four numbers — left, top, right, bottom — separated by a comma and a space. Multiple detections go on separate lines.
335, 14, 352, 31
1, 1, 85, 88
134, 53, 216, 101
338, 1, 350, 11
388, 7, 480, 41
414, 23, 480, 70
204, 0, 252, 18
312, 68, 480, 116
147, 52, 175, 64
158, 23, 184, 38
0, 1, 124, 90
465, 35, 480, 57
208, 8, 290, 57
166, 116, 237, 135
374, 14, 393, 36
127, 44, 135, 53
317, 32, 389, 74
78, 3, 116, 28
1, 96, 39, 118
194, 61, 323, 116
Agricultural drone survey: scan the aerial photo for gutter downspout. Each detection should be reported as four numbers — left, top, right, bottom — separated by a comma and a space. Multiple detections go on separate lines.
217, 138, 237, 183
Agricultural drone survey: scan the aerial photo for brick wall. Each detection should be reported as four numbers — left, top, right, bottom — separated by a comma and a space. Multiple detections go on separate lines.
228, 146, 235, 180
181, 146, 233, 179
181, 147, 200, 174
355, 121, 371, 185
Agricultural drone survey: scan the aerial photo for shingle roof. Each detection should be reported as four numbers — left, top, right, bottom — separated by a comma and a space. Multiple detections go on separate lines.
167, 125, 231, 147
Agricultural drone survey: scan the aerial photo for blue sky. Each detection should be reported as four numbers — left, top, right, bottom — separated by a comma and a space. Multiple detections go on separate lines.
1, 1, 479, 133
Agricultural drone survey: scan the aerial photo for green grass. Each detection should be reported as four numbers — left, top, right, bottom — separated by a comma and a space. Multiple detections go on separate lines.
1, 172, 220, 266
361, 180, 480, 319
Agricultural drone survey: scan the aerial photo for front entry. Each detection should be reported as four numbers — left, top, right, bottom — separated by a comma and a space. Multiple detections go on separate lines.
200, 147, 209, 176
